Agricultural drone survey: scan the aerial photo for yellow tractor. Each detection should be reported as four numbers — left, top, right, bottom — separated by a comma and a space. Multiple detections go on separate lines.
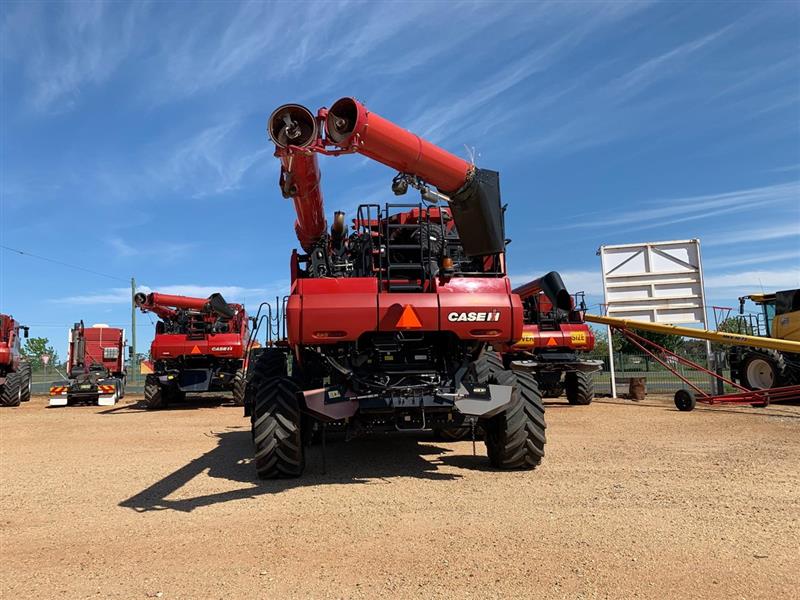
729, 289, 800, 390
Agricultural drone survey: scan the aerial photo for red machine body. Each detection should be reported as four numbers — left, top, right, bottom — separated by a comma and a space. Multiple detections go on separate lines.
0, 313, 31, 406
245, 97, 547, 478
134, 292, 248, 407
49, 322, 127, 407
66, 323, 126, 378
507, 272, 601, 403
0, 313, 24, 374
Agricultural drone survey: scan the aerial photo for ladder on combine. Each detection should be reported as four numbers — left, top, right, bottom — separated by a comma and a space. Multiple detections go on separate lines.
357, 202, 444, 293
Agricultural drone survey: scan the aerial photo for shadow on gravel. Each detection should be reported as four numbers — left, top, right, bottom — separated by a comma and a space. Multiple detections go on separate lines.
98, 396, 236, 415
120, 429, 464, 513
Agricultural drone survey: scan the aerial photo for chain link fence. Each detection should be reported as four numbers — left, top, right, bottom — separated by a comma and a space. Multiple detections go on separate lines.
589, 352, 731, 396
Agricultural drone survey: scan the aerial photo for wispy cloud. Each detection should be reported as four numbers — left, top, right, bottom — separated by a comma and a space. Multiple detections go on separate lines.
159, 120, 270, 197
705, 222, 800, 247
704, 249, 800, 268
704, 269, 800, 291
565, 181, 799, 231
3, 2, 144, 113
107, 237, 195, 262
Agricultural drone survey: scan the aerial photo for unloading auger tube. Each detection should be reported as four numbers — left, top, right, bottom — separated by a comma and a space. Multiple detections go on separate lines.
268, 97, 505, 257
586, 314, 800, 354
134, 292, 236, 320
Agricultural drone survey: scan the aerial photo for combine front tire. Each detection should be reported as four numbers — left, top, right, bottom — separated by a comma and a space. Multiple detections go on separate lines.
0, 373, 22, 407
565, 371, 594, 405
143, 377, 166, 410
243, 349, 287, 417
482, 367, 546, 470
252, 376, 304, 478
742, 353, 778, 390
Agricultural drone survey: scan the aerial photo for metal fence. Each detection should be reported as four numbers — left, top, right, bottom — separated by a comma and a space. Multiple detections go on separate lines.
31, 352, 728, 397
589, 352, 728, 396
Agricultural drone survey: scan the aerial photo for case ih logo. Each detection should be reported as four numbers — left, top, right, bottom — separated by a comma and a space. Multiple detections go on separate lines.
447, 311, 501, 322
211, 346, 233, 351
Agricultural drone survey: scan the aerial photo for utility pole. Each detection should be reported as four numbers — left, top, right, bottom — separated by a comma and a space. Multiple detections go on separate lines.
130, 277, 137, 371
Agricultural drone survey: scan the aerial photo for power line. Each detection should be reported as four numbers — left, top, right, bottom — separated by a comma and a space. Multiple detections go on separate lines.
1, 244, 128, 282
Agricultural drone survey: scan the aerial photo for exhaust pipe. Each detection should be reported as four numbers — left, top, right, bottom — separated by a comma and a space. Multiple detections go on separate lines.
268, 104, 318, 148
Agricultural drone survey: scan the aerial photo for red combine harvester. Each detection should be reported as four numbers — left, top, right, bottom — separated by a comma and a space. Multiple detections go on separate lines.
506, 271, 602, 404
0, 313, 31, 407
49, 322, 126, 407
135, 292, 248, 409
245, 97, 548, 478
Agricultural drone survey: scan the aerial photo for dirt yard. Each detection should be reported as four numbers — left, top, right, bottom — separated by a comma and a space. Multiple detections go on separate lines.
1, 394, 798, 599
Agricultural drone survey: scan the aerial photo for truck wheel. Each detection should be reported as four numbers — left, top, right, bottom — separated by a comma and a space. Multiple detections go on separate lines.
742, 353, 778, 390
0, 372, 22, 407
244, 349, 287, 417
483, 369, 546, 470
232, 369, 246, 406
565, 372, 594, 405
252, 376, 304, 479
19, 363, 32, 402
143, 378, 166, 409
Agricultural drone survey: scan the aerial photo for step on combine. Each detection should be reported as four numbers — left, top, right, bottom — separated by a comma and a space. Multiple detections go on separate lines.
245, 97, 548, 478
49, 322, 126, 407
506, 271, 602, 404
135, 292, 248, 409
0, 313, 31, 407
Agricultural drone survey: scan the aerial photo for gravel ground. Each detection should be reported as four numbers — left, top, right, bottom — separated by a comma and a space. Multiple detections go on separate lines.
1, 394, 798, 599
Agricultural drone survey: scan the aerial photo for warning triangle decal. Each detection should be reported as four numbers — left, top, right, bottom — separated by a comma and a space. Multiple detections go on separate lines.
546, 337, 558, 347
396, 304, 422, 329
191, 345, 202, 354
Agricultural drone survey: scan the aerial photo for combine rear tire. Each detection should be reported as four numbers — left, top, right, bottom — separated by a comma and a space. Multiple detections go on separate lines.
0, 373, 22, 407
19, 363, 32, 403
480, 360, 546, 470
252, 376, 304, 478
565, 371, 594, 405
232, 369, 246, 406
143, 377, 166, 409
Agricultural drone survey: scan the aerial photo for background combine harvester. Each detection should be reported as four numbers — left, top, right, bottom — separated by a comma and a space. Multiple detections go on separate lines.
729, 288, 800, 390
245, 97, 554, 478
135, 292, 248, 409
49, 322, 126, 407
0, 313, 31, 407
507, 271, 601, 404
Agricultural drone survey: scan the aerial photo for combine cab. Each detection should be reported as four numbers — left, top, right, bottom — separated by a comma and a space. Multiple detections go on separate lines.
244, 98, 547, 478
0, 313, 31, 407
49, 322, 126, 407
505, 272, 602, 404
135, 292, 248, 408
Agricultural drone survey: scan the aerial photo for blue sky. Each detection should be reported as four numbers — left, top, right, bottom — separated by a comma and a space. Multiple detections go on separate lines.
1, 0, 799, 359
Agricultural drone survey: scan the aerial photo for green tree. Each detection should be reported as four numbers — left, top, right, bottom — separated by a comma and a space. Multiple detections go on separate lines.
21, 337, 60, 369
611, 329, 683, 354
589, 325, 609, 357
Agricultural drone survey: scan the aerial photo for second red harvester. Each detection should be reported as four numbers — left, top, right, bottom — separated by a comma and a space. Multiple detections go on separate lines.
135, 292, 248, 408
